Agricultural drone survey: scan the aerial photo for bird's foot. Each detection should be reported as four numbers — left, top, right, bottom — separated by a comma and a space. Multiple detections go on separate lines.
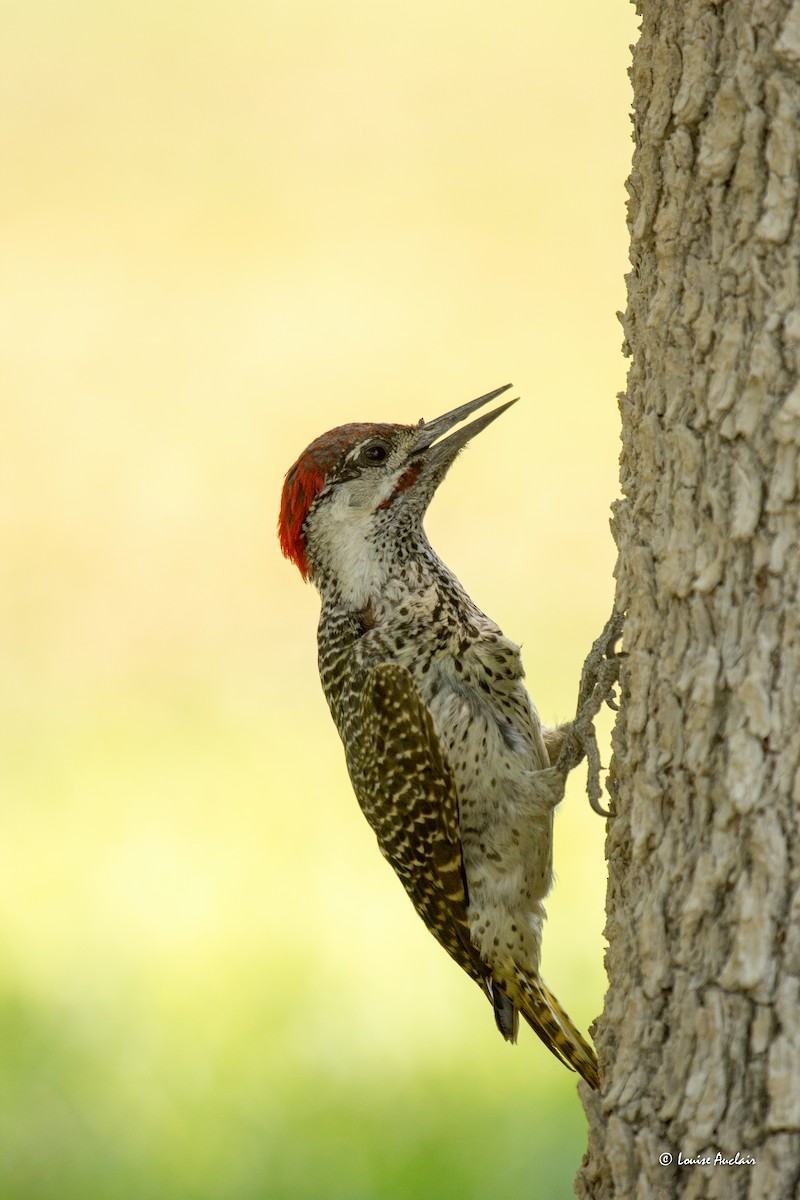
555, 609, 624, 816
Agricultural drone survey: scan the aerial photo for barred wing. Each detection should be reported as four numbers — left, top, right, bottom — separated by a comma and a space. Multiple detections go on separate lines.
357, 662, 487, 991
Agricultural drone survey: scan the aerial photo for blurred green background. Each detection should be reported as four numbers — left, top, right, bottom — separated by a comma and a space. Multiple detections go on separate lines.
1, 2, 635, 1196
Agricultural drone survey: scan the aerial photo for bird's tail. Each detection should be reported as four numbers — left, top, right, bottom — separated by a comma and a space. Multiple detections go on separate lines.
510, 967, 599, 1089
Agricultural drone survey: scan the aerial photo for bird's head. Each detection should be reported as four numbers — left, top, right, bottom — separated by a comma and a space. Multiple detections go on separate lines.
278, 384, 517, 596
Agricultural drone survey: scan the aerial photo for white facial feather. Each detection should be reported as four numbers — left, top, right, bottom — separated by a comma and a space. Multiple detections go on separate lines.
307, 470, 401, 607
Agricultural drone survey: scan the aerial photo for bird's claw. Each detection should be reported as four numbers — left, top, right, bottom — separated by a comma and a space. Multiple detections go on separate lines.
556, 609, 625, 817
576, 609, 624, 712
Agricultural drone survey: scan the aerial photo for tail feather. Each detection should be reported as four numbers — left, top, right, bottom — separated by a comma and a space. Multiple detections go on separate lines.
490, 980, 519, 1043
511, 967, 599, 1089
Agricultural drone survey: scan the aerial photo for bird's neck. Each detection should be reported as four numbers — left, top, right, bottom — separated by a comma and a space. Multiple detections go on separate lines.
314, 524, 450, 612
317, 533, 481, 649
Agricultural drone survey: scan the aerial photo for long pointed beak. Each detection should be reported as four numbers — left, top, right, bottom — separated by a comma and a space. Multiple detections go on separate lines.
412, 384, 517, 465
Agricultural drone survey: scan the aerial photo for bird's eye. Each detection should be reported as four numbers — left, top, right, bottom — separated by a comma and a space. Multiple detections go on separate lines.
361, 442, 389, 464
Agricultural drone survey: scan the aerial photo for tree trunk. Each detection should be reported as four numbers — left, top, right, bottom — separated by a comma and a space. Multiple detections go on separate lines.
577, 3, 800, 1197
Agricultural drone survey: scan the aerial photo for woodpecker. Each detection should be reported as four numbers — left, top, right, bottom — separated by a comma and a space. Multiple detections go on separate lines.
279, 384, 617, 1089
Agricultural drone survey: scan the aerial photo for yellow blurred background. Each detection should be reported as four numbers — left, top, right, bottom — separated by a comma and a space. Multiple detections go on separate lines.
1, 2, 635, 1196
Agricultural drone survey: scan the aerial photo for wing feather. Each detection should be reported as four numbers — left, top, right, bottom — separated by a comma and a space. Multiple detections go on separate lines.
357, 663, 488, 992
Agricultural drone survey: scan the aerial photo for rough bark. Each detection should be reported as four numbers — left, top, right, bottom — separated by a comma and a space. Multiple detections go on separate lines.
577, 3, 800, 1198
